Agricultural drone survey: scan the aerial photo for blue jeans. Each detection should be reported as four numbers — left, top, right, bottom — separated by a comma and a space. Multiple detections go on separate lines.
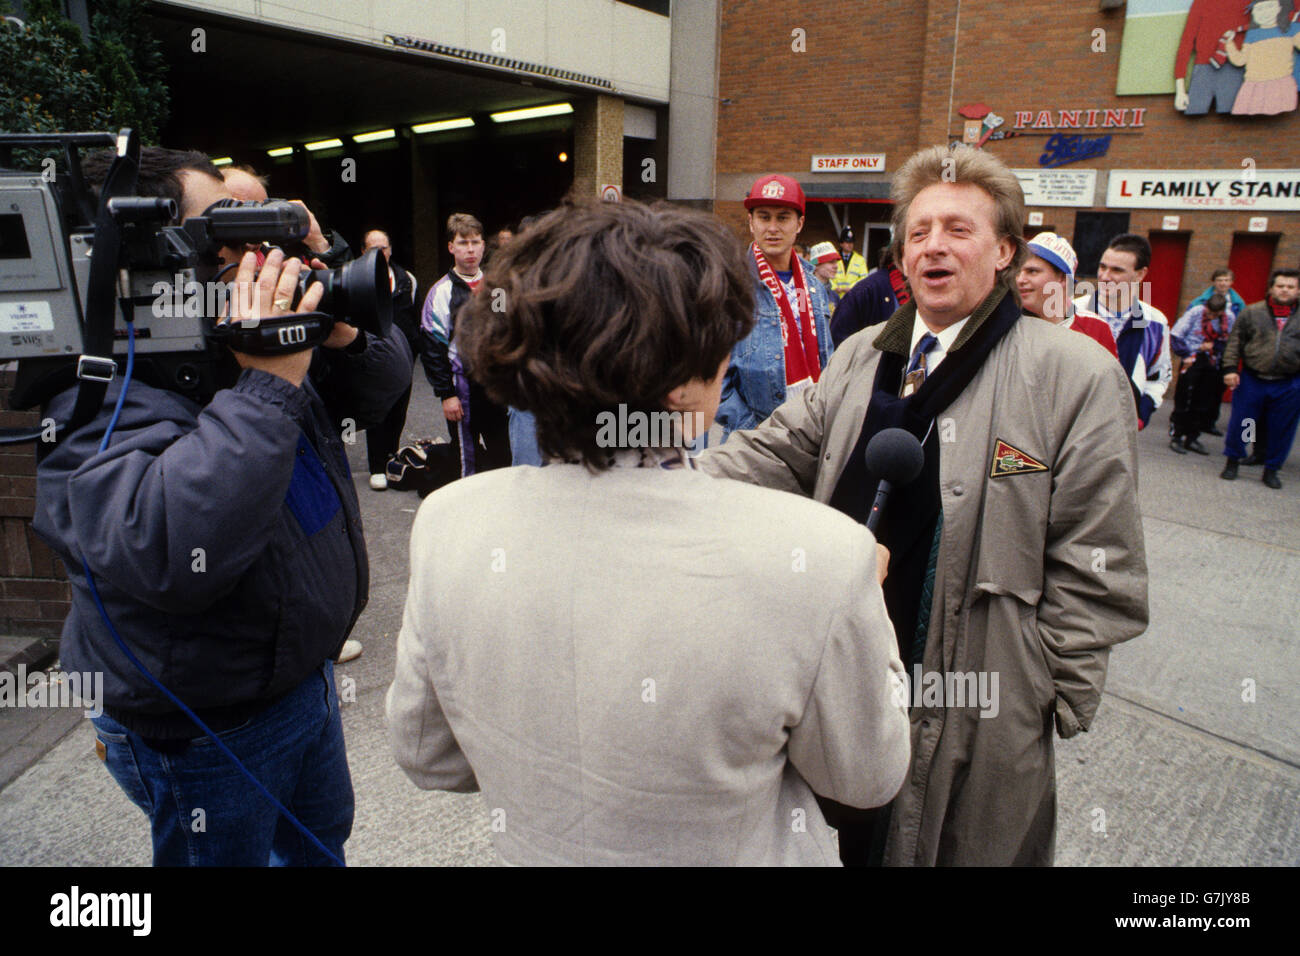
1224, 370, 1300, 470
508, 407, 543, 467
92, 662, 353, 866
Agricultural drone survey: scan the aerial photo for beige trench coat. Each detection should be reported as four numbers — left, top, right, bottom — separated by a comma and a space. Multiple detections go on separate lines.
699, 284, 1149, 865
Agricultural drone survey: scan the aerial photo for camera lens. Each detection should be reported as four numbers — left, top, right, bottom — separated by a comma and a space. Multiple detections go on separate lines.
297, 246, 392, 337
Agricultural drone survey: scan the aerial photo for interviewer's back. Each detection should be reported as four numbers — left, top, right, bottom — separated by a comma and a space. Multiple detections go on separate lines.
387, 460, 908, 865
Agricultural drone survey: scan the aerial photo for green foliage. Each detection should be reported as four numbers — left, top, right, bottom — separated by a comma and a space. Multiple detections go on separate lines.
0, 0, 168, 144
88, 0, 169, 143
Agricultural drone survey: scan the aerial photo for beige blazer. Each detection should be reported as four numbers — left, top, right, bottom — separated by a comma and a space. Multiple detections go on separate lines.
386, 460, 909, 865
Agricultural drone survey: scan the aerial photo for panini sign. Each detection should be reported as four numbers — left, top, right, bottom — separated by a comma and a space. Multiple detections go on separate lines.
1107, 170, 1300, 211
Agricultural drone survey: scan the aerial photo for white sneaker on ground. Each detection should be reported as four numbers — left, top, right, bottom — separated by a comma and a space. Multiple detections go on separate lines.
369, 473, 387, 490
337, 639, 363, 663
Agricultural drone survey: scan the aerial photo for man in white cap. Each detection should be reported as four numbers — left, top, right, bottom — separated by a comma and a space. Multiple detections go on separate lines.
1016, 232, 1118, 359
809, 241, 843, 310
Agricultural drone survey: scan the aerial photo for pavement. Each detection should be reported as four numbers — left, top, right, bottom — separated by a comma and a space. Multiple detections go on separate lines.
1, 373, 1297, 866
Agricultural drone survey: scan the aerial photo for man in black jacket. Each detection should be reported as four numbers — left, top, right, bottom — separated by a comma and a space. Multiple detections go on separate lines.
1221, 269, 1300, 488
362, 229, 420, 489
32, 147, 410, 866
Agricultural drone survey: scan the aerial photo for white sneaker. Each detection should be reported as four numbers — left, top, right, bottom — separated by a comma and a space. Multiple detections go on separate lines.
337, 639, 363, 663
369, 473, 388, 491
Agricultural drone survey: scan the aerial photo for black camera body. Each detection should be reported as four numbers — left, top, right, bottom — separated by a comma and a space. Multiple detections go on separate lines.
0, 130, 390, 439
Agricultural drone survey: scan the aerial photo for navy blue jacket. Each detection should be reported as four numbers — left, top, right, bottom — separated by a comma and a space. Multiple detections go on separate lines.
32, 329, 411, 737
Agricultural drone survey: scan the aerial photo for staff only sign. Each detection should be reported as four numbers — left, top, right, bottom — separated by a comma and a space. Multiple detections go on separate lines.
1107, 169, 1300, 211
811, 153, 885, 172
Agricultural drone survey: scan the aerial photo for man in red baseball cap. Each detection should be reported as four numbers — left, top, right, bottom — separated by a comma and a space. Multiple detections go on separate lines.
715, 175, 834, 442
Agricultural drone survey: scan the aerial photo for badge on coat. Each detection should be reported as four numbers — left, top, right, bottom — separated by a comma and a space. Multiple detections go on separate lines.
989, 438, 1048, 478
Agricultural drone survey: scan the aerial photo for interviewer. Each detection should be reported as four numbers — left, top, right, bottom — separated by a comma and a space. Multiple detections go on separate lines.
385, 200, 909, 865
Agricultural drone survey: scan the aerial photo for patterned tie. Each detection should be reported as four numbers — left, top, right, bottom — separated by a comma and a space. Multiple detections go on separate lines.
901, 333, 939, 398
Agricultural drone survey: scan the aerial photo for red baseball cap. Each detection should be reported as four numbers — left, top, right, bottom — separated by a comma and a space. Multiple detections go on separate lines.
744, 174, 805, 215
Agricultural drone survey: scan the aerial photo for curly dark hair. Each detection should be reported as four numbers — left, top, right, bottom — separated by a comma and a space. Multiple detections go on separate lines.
456, 200, 755, 471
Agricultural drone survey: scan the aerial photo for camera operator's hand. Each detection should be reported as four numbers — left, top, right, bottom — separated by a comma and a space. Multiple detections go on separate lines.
222, 248, 324, 387
290, 200, 331, 255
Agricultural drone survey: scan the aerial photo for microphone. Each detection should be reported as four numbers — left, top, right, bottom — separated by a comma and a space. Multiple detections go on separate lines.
864, 427, 925, 533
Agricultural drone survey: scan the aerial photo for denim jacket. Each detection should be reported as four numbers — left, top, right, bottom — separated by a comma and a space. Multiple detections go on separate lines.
716, 255, 833, 442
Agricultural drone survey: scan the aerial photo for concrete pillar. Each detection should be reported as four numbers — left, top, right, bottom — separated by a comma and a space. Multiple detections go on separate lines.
409, 131, 439, 281
667, 0, 719, 208
572, 95, 624, 201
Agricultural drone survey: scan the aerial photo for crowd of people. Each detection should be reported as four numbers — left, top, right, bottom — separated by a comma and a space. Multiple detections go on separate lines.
33, 139, 1299, 868
799, 212, 1299, 490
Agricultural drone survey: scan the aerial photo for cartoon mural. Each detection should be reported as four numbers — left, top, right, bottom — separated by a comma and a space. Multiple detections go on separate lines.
1174, 0, 1249, 113
1119, 0, 1300, 116
1223, 0, 1300, 114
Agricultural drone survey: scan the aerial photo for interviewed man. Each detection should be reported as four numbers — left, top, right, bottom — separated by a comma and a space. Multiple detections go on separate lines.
701, 146, 1148, 866
32, 147, 410, 866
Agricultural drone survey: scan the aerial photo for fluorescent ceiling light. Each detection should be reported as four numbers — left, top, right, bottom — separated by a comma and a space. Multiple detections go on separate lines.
266, 146, 293, 157
304, 138, 345, 152
490, 102, 573, 123
411, 117, 474, 134
353, 128, 396, 143
211, 156, 233, 166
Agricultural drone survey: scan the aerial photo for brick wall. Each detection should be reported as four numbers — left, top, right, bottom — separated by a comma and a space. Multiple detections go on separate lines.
0, 369, 70, 638
572, 94, 625, 201
715, 0, 1300, 313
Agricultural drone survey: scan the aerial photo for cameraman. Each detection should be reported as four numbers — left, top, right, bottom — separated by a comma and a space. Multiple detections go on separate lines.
30, 148, 410, 866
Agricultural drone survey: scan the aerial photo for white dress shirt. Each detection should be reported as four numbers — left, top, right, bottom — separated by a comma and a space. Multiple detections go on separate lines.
909, 314, 970, 376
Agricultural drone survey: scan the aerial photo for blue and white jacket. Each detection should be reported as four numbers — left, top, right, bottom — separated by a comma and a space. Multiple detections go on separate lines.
1075, 292, 1171, 427
716, 255, 833, 442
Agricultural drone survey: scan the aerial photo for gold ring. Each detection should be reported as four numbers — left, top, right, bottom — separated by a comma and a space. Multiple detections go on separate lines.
273, 298, 293, 311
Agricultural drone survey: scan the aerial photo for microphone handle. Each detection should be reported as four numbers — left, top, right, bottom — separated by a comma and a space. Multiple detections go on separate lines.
866, 479, 892, 534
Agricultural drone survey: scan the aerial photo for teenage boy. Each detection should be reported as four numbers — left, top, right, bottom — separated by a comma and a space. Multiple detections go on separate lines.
1074, 234, 1171, 430
715, 175, 833, 442
420, 214, 511, 475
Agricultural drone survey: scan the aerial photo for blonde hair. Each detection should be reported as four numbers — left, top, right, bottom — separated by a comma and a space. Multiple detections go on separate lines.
889, 146, 1027, 285
446, 213, 483, 242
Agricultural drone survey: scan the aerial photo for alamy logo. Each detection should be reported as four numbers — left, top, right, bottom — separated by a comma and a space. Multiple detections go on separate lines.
49, 886, 151, 936
595, 405, 707, 452
894, 665, 1000, 718
0, 665, 102, 717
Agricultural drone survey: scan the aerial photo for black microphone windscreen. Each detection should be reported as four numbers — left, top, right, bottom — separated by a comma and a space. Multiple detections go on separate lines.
864, 427, 925, 486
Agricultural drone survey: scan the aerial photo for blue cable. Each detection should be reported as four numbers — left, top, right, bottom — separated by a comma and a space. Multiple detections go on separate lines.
97, 319, 135, 455
82, 319, 344, 867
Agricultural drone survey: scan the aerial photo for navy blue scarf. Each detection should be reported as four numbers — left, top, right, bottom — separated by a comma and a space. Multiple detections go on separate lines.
828, 282, 1023, 660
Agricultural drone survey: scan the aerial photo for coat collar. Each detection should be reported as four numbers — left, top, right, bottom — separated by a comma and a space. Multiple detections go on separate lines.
872, 280, 1016, 356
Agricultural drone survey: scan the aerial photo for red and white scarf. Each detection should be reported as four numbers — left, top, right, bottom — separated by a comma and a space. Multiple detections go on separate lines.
751, 243, 822, 387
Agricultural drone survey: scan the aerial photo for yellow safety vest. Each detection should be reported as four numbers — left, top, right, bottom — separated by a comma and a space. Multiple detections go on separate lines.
831, 252, 868, 298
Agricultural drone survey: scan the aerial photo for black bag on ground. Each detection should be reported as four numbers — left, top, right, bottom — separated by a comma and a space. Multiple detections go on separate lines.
385, 438, 461, 497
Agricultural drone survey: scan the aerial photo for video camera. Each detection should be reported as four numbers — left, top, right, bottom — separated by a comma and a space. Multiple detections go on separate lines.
0, 129, 391, 445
